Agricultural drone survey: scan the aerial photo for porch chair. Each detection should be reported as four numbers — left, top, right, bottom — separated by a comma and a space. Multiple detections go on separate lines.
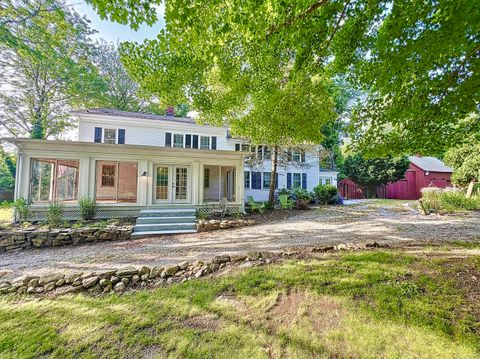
247, 196, 266, 214
213, 197, 228, 219
279, 194, 294, 210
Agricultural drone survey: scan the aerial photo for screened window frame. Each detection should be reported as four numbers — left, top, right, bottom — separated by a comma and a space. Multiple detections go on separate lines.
200, 136, 210, 149
103, 128, 116, 144
173, 134, 184, 148
95, 161, 139, 204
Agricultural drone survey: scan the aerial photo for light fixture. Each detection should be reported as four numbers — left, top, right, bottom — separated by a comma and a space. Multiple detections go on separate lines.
141, 171, 147, 177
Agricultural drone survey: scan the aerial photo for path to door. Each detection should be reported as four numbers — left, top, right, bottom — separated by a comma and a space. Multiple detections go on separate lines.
1, 201, 479, 280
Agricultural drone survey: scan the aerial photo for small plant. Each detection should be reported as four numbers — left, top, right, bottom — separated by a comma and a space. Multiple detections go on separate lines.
12, 198, 30, 223
313, 185, 339, 205
79, 198, 97, 221
47, 203, 64, 228
292, 187, 312, 209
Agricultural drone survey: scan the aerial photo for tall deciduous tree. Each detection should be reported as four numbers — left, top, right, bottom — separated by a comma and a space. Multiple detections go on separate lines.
0, 0, 105, 139
444, 141, 480, 196
342, 154, 409, 198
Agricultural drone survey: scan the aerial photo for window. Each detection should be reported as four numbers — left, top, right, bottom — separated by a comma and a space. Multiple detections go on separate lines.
173, 134, 184, 148
104, 129, 116, 144
292, 149, 301, 162
30, 159, 79, 203
101, 165, 115, 187
200, 136, 210, 149
241, 144, 250, 152
244, 171, 250, 188
204, 168, 210, 188
325, 178, 331, 186
293, 173, 301, 188
95, 161, 137, 203
264, 146, 271, 160
251, 172, 262, 189
263, 172, 271, 189
257, 146, 263, 159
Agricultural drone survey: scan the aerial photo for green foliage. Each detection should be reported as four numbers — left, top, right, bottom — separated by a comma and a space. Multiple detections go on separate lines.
79, 198, 97, 221
0, 0, 107, 139
444, 141, 480, 187
421, 188, 480, 213
46, 203, 64, 227
342, 154, 410, 198
313, 185, 339, 205
12, 198, 30, 222
0, 148, 15, 192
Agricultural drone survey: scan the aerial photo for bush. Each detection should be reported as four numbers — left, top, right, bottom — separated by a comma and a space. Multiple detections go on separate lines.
313, 184, 339, 205
291, 188, 312, 209
12, 198, 30, 222
47, 203, 64, 227
421, 187, 480, 213
79, 198, 97, 221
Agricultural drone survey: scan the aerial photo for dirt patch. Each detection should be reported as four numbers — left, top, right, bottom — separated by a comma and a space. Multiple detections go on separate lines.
266, 290, 343, 333
181, 314, 222, 332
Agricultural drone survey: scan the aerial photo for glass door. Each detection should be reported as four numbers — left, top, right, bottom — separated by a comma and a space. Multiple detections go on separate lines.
154, 165, 171, 203
174, 165, 189, 203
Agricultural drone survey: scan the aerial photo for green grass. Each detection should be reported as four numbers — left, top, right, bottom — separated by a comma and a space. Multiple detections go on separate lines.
0, 207, 12, 223
0, 250, 479, 358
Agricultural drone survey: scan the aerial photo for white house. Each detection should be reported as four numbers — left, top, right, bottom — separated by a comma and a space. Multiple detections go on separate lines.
8, 108, 331, 235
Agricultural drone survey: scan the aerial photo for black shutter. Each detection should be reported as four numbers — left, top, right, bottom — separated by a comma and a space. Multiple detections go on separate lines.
275, 173, 279, 189
301, 151, 306, 162
211, 136, 217, 150
165, 132, 172, 147
235, 143, 240, 151
94, 127, 102, 143
302, 173, 307, 189
287, 173, 292, 189
118, 129, 125, 144
185, 134, 192, 148
193, 135, 199, 149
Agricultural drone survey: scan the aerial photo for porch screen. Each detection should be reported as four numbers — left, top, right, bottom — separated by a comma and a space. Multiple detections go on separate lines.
95, 161, 138, 203
30, 159, 79, 203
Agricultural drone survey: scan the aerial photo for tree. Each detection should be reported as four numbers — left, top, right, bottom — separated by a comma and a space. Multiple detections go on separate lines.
0, 0, 105, 139
0, 148, 15, 193
342, 154, 409, 198
444, 141, 480, 197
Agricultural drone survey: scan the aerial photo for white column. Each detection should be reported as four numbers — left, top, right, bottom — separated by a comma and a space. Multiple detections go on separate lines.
192, 161, 200, 205
137, 159, 149, 206
78, 157, 91, 199
236, 161, 245, 209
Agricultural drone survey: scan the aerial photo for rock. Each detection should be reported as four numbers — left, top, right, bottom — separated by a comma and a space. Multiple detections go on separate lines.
178, 261, 189, 270
131, 275, 140, 284
336, 243, 347, 251
114, 282, 126, 293
116, 267, 138, 277
99, 279, 112, 287
194, 269, 205, 278
164, 264, 179, 276
81, 272, 95, 279
366, 241, 380, 248
65, 273, 82, 284
149, 266, 162, 279
102, 285, 112, 293
140, 274, 149, 281
55, 279, 65, 287
121, 278, 130, 285
0, 282, 11, 294
27, 278, 39, 288
26, 286, 36, 294
13, 276, 38, 286
209, 263, 220, 271
138, 266, 150, 276
82, 276, 99, 289
44, 282, 55, 292
110, 276, 120, 284
17, 286, 27, 294
72, 278, 83, 287
61, 285, 83, 294
213, 255, 230, 264
38, 273, 64, 286
36, 287, 45, 293
232, 255, 247, 263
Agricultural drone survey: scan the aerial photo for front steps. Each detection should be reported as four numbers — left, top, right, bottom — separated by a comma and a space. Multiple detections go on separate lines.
132, 208, 197, 237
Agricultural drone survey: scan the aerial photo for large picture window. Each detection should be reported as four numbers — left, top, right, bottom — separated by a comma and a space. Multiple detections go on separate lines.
95, 161, 138, 203
30, 159, 79, 203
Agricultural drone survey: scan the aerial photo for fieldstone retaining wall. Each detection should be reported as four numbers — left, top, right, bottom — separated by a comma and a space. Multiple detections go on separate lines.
0, 242, 386, 297
0, 225, 133, 253
197, 218, 255, 232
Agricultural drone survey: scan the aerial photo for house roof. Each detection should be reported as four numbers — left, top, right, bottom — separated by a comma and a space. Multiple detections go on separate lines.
71, 108, 197, 124
408, 156, 453, 173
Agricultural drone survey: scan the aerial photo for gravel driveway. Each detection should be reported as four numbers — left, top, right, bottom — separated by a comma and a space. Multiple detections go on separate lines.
1, 201, 479, 280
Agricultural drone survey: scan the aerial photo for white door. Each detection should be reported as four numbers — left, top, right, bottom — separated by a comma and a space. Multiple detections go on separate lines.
154, 165, 190, 203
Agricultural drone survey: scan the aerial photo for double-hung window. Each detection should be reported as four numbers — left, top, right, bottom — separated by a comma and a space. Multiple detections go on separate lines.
200, 136, 210, 149
173, 134, 184, 148
244, 171, 250, 188
104, 129, 116, 144
292, 149, 301, 162
263, 172, 271, 189
292, 173, 301, 188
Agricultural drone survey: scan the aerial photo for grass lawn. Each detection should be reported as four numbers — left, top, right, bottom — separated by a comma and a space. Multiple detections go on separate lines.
1, 249, 479, 358
0, 207, 12, 223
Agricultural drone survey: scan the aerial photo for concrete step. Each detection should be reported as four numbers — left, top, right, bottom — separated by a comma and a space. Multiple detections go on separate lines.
136, 216, 196, 224
139, 208, 196, 217
133, 223, 197, 233
131, 229, 197, 237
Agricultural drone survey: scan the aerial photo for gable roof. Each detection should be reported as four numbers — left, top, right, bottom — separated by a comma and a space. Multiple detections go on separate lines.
408, 156, 452, 173
71, 108, 197, 124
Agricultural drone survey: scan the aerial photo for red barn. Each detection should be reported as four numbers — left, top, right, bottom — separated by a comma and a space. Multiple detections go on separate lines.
339, 156, 453, 200
385, 156, 452, 200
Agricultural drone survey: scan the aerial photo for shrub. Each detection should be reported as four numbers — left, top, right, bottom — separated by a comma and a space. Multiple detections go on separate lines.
79, 198, 97, 221
313, 184, 339, 205
421, 187, 480, 213
12, 198, 30, 222
292, 188, 312, 209
47, 203, 64, 227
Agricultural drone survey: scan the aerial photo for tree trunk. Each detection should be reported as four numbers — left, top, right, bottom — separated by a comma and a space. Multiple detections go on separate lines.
466, 180, 475, 198
268, 146, 279, 207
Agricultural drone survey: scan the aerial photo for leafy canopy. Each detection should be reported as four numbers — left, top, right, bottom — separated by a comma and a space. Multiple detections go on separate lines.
342, 154, 409, 196
87, 0, 480, 155
444, 141, 480, 186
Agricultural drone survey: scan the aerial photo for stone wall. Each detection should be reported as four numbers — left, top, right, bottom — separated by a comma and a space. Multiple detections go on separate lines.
0, 225, 133, 253
196, 218, 255, 232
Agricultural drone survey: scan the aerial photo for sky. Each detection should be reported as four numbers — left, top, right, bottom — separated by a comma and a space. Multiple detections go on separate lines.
70, 1, 165, 43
